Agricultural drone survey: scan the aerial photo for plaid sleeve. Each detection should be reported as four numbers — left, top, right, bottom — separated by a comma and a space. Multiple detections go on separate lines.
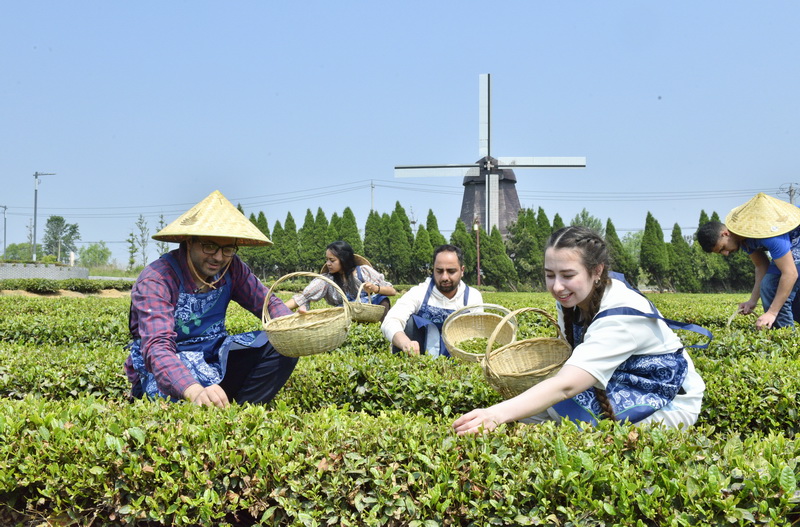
230, 257, 292, 319
131, 276, 197, 399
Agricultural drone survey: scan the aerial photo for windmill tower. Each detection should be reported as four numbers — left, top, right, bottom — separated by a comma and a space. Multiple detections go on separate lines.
395, 74, 586, 235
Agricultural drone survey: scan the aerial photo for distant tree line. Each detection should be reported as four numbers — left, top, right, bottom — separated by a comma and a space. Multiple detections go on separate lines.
234, 202, 752, 293
0, 204, 752, 293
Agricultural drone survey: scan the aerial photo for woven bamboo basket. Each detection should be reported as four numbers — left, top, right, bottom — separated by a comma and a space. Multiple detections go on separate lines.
348, 282, 386, 323
441, 303, 518, 363
262, 272, 352, 358
481, 307, 572, 399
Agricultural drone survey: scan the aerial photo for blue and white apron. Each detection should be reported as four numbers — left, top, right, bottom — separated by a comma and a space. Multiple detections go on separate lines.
552, 272, 711, 424
128, 253, 266, 400
410, 279, 471, 357
348, 266, 388, 307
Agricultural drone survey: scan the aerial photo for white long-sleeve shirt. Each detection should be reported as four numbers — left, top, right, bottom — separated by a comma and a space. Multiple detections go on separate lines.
381, 277, 483, 355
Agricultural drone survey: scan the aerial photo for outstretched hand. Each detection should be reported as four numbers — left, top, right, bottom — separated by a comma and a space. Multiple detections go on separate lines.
452, 408, 501, 436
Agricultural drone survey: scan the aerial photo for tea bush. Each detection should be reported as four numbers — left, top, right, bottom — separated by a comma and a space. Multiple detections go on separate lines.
2, 293, 800, 525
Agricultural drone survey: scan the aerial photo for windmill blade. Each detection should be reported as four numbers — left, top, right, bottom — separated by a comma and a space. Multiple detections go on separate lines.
479, 74, 490, 158
394, 165, 476, 178
497, 156, 586, 168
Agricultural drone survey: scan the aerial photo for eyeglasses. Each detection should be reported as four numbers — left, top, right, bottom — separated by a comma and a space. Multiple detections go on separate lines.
198, 241, 238, 257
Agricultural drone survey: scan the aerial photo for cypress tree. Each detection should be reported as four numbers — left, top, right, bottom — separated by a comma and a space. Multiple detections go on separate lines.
298, 209, 317, 271
640, 212, 669, 290
605, 219, 638, 286
392, 202, 415, 249
325, 222, 339, 244
506, 209, 541, 290
482, 226, 518, 290
552, 213, 565, 232
313, 207, 329, 262
425, 209, 447, 247
385, 214, 412, 283
282, 213, 300, 274
667, 223, 700, 292
270, 221, 287, 275
698, 210, 710, 227
536, 207, 552, 252
339, 207, 363, 254
411, 225, 434, 283
363, 210, 383, 264
237, 213, 259, 274
449, 219, 476, 284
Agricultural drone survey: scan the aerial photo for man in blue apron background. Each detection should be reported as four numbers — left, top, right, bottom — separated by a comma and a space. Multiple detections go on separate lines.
124, 190, 298, 408
697, 192, 800, 330
381, 244, 483, 357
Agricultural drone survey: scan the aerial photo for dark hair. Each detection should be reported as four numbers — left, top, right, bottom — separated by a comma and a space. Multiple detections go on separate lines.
432, 244, 463, 267
326, 241, 358, 294
696, 221, 725, 253
545, 226, 616, 421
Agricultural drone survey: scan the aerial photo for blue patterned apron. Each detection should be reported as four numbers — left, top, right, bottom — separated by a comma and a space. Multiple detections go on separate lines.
410, 279, 471, 357
348, 266, 388, 307
128, 253, 266, 400
552, 272, 711, 424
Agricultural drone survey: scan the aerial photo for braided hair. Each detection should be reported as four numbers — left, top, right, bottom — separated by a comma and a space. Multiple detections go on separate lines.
546, 226, 616, 421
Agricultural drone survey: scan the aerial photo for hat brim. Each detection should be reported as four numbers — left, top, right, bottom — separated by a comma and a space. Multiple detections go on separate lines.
152, 190, 272, 246
726, 193, 800, 238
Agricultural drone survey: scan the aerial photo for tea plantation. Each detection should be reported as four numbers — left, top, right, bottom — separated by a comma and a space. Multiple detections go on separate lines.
1, 291, 799, 526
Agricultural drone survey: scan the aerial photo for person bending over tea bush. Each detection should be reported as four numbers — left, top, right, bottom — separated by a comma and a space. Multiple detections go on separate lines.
382, 244, 483, 358
697, 193, 800, 330
284, 240, 396, 322
454, 226, 706, 434
124, 191, 297, 408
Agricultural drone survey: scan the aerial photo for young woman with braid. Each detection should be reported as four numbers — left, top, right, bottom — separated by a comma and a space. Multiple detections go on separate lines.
453, 226, 705, 434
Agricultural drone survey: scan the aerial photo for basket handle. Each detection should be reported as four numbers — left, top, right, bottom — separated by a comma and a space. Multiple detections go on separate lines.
441, 302, 516, 337
354, 281, 373, 303
262, 272, 352, 326
486, 307, 566, 355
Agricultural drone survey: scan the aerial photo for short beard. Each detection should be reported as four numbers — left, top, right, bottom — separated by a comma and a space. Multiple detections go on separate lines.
436, 280, 457, 294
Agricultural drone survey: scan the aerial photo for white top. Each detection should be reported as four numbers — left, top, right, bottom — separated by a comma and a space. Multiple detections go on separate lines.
559, 278, 705, 419
381, 277, 484, 356
291, 265, 391, 309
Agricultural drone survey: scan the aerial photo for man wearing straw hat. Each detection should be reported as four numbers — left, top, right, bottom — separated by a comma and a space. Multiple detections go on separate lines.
697, 193, 800, 329
124, 190, 298, 407
381, 244, 483, 357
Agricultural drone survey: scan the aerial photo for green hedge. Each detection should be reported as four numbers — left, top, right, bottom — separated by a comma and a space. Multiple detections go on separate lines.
0, 399, 798, 526
2, 293, 800, 524
0, 278, 133, 293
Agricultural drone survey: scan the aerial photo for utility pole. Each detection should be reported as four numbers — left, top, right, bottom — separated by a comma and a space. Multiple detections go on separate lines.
780, 183, 799, 205
32, 172, 55, 262
0, 205, 7, 259
473, 217, 481, 287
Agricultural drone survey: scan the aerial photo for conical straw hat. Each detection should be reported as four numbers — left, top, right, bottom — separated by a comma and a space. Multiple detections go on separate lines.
320, 254, 371, 274
725, 193, 800, 238
153, 190, 272, 246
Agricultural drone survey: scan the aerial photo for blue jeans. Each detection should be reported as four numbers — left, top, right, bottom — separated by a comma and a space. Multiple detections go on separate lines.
760, 269, 800, 328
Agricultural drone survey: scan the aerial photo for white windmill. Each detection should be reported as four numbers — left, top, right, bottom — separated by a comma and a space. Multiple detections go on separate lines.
395, 74, 586, 235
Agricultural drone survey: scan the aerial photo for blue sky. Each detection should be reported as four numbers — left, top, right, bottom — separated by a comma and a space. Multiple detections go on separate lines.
2, 2, 799, 266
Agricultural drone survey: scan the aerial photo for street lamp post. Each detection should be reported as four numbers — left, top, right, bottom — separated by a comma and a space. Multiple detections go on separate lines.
0, 205, 7, 260
473, 217, 481, 287
32, 172, 55, 262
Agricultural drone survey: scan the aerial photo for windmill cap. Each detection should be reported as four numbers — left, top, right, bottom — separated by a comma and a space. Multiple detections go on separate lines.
725, 193, 800, 238
152, 190, 272, 246
320, 254, 371, 274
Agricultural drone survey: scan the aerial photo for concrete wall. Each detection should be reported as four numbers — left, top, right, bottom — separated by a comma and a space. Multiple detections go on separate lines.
0, 263, 89, 280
